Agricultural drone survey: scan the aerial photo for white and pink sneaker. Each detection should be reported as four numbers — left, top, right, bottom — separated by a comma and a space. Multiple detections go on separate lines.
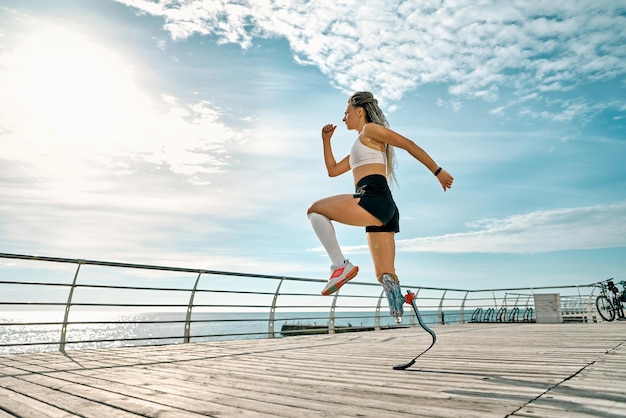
321, 260, 359, 295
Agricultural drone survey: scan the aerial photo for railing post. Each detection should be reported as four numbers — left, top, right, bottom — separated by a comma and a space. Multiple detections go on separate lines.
410, 288, 422, 326
268, 277, 284, 338
184, 272, 203, 343
586, 285, 598, 322
375, 289, 384, 330
329, 291, 338, 334
438, 290, 447, 325
60, 261, 83, 352
460, 291, 469, 324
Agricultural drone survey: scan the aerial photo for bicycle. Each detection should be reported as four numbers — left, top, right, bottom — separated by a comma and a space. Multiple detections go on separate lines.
595, 279, 625, 322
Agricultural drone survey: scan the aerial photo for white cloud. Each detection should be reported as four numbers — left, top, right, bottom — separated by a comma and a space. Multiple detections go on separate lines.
328, 202, 626, 255
114, 0, 626, 110
517, 98, 608, 122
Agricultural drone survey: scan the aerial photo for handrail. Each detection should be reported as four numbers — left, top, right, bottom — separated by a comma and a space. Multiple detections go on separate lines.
0, 252, 607, 354
0, 252, 603, 291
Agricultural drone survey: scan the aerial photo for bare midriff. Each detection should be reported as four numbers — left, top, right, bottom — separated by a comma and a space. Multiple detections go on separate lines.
352, 163, 387, 186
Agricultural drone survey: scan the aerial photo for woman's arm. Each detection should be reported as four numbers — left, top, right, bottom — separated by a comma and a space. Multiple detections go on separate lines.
363, 123, 454, 191
321, 124, 351, 177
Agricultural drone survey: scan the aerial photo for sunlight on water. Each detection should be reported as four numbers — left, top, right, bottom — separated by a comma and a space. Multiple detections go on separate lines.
0, 310, 445, 355
0, 311, 175, 354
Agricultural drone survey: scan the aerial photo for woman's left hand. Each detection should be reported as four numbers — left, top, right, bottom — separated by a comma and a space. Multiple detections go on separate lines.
437, 169, 454, 191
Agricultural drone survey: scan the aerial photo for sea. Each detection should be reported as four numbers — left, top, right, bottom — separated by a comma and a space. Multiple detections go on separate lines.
0, 309, 455, 355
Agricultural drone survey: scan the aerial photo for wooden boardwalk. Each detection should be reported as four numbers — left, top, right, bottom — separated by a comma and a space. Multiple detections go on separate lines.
1, 322, 626, 417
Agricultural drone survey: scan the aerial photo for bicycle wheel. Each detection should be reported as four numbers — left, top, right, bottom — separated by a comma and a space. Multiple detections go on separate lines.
596, 295, 615, 322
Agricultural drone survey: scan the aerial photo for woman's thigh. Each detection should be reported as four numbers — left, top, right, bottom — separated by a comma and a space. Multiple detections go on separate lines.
308, 194, 383, 227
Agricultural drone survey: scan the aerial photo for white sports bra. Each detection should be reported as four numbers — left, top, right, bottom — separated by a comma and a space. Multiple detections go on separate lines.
349, 138, 386, 169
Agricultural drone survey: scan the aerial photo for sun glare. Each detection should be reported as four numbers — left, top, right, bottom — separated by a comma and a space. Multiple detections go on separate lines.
5, 25, 147, 173
2, 22, 234, 188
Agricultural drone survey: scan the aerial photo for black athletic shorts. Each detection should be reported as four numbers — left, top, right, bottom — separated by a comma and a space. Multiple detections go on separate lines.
353, 174, 400, 233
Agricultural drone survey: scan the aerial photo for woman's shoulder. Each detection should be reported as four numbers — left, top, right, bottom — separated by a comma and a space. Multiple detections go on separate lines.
361, 123, 391, 144
362, 122, 385, 133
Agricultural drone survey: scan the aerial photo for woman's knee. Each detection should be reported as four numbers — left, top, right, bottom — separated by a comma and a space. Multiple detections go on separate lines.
306, 202, 320, 215
307, 196, 335, 216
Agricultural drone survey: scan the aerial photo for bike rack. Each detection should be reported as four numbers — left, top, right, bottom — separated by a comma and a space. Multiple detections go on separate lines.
508, 307, 520, 322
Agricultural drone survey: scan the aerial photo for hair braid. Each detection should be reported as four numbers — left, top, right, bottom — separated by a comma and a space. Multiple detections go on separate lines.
349, 92, 397, 185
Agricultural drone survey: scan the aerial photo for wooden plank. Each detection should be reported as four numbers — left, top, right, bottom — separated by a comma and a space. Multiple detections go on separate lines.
18, 371, 298, 418
0, 322, 625, 417
0, 386, 77, 417
511, 338, 626, 417
0, 382, 127, 418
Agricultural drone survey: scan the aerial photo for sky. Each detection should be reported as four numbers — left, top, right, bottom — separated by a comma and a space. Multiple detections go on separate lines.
0, 0, 625, 293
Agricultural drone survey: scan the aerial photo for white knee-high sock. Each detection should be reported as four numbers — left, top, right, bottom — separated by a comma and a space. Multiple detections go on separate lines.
307, 212, 346, 267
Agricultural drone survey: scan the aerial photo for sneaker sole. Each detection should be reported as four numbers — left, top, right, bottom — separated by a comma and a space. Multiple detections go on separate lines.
321, 266, 359, 295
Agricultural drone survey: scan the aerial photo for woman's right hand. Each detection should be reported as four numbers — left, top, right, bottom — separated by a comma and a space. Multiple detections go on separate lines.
321, 124, 336, 141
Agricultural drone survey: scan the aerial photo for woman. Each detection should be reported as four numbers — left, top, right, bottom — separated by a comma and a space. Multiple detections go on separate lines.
307, 91, 453, 324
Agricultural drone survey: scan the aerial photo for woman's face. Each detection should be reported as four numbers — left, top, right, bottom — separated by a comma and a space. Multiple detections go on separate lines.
342, 104, 361, 130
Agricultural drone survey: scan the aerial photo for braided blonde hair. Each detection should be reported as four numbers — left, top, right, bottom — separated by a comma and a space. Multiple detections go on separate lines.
349, 91, 397, 185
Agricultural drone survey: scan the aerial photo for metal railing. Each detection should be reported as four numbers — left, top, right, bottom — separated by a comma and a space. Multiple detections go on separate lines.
0, 252, 603, 354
